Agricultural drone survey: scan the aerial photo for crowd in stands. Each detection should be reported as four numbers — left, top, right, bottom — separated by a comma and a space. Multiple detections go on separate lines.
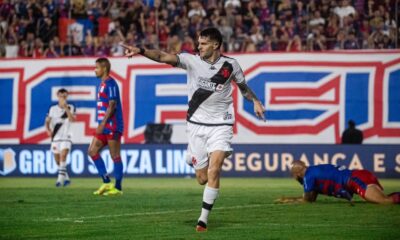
0, 0, 398, 58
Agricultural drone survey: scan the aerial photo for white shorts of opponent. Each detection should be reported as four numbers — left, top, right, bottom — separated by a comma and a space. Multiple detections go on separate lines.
186, 122, 233, 170
51, 141, 72, 154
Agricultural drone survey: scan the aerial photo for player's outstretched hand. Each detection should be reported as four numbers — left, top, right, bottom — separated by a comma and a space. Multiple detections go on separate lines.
254, 100, 266, 121
274, 196, 303, 204
120, 43, 140, 58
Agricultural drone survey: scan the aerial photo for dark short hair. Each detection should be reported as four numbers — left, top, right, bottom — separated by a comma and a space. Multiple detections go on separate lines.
348, 120, 355, 127
57, 88, 68, 94
96, 57, 111, 73
199, 27, 223, 49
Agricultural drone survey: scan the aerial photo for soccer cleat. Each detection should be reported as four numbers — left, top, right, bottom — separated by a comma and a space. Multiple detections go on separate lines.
103, 187, 123, 196
56, 182, 62, 187
93, 182, 114, 195
196, 220, 207, 232
63, 180, 71, 187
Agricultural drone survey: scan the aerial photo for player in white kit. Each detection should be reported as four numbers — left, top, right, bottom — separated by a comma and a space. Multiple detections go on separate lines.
45, 88, 76, 187
121, 28, 265, 231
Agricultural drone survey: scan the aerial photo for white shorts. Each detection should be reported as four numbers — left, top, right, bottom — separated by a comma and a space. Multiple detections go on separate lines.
186, 122, 233, 170
51, 141, 72, 154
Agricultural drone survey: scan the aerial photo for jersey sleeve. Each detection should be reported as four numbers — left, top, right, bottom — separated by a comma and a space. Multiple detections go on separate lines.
303, 173, 315, 193
176, 53, 193, 70
231, 59, 245, 84
47, 106, 54, 118
106, 81, 120, 101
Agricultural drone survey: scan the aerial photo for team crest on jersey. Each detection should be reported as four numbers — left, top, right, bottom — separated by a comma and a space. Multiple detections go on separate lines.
220, 67, 231, 78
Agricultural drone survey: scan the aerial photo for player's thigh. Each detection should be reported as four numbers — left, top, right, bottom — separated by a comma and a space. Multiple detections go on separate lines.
59, 142, 71, 161
108, 132, 122, 159
187, 123, 209, 170
88, 136, 105, 156
364, 184, 392, 204
208, 150, 226, 174
207, 125, 233, 169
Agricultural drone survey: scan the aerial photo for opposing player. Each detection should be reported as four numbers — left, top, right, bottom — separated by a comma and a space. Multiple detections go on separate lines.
45, 88, 76, 187
276, 161, 400, 204
121, 27, 265, 231
88, 58, 124, 196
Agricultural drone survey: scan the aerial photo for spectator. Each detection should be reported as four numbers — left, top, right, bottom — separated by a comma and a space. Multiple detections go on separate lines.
341, 120, 363, 144
334, 0, 356, 27
344, 31, 360, 49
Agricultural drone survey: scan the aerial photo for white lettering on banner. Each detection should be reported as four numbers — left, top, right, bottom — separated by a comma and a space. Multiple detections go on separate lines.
140, 150, 153, 174
101, 151, 113, 172
332, 153, 346, 165
88, 160, 97, 174
33, 150, 45, 173
348, 154, 363, 170
19, 150, 32, 174
46, 151, 57, 174
222, 156, 233, 171
156, 150, 166, 174
281, 153, 293, 171
235, 153, 246, 171
314, 153, 329, 165
299, 154, 310, 166
166, 150, 173, 174
71, 150, 84, 174
395, 154, 400, 173
248, 153, 261, 171
264, 153, 278, 171
125, 150, 139, 174
374, 154, 386, 172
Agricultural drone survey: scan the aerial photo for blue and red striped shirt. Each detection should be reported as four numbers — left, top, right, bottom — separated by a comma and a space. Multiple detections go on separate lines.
97, 77, 123, 134
304, 164, 352, 197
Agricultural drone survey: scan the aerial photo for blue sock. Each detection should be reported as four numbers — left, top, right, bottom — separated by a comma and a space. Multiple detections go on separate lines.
91, 154, 110, 183
113, 157, 123, 190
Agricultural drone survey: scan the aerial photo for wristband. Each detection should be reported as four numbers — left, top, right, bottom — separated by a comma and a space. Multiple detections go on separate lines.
139, 47, 145, 55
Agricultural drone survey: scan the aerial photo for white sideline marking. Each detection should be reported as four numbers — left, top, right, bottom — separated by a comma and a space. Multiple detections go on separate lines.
41, 204, 271, 222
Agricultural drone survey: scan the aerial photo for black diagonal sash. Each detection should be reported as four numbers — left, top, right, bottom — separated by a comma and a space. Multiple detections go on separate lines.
187, 61, 233, 120
52, 123, 63, 141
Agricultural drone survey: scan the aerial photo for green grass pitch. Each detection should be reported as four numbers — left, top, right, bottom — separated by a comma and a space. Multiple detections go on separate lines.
0, 178, 399, 240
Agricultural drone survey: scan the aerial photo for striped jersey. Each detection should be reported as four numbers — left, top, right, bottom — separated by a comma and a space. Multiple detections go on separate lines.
97, 77, 124, 134
304, 164, 352, 196
47, 104, 75, 142
176, 53, 245, 125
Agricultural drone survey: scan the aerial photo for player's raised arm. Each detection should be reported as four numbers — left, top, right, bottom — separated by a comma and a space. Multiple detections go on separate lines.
120, 43, 178, 66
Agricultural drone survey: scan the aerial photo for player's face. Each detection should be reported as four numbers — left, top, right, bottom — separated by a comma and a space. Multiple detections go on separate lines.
197, 36, 218, 59
57, 92, 68, 100
95, 63, 105, 78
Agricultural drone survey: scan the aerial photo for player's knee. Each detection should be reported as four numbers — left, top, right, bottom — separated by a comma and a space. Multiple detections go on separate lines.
87, 147, 97, 157
197, 176, 208, 185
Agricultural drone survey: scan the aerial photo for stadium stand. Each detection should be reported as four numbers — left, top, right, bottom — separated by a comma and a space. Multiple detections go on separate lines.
0, 0, 398, 58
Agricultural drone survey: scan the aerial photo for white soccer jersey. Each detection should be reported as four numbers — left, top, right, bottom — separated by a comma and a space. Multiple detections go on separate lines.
47, 104, 76, 142
176, 53, 245, 125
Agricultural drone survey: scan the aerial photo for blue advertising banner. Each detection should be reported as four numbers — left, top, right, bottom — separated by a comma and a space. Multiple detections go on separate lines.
0, 144, 399, 178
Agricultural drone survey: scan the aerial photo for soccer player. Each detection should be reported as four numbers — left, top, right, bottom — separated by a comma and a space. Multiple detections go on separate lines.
45, 88, 76, 187
121, 27, 266, 231
88, 58, 124, 196
276, 161, 400, 204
